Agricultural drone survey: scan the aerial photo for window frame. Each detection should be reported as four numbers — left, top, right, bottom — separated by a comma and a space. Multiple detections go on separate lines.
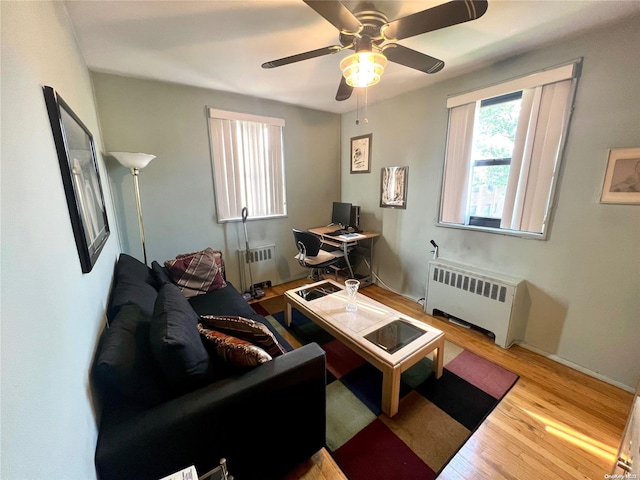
437, 60, 581, 240
207, 107, 287, 223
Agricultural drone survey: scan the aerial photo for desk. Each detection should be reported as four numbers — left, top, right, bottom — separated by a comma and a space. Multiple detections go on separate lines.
308, 226, 379, 286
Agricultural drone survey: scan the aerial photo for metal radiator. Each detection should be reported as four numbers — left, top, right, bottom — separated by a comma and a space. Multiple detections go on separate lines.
424, 259, 528, 348
237, 244, 277, 293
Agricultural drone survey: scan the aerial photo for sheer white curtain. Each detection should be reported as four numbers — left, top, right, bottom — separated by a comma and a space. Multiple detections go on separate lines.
208, 108, 286, 221
501, 79, 573, 232
440, 102, 476, 224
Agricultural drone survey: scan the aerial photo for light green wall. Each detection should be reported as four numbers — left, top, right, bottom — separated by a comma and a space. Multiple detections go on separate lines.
341, 15, 640, 389
92, 73, 341, 286
1, 2, 120, 478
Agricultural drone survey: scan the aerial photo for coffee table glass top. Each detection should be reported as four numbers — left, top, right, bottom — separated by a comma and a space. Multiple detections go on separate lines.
295, 281, 341, 301
364, 319, 426, 354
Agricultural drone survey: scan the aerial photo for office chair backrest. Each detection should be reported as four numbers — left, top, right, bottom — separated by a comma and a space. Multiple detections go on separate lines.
292, 229, 322, 257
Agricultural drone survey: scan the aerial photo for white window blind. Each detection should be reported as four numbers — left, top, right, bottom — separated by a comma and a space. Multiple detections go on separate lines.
208, 108, 286, 222
439, 61, 579, 236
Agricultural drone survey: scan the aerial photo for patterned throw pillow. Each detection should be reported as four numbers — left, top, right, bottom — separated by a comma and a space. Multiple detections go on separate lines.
164, 248, 226, 298
200, 315, 286, 358
198, 325, 272, 367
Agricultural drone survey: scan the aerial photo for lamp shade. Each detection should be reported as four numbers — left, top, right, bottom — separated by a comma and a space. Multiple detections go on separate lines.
110, 152, 156, 169
340, 51, 387, 88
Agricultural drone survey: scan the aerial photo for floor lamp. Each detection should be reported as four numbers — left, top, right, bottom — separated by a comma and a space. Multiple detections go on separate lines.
110, 152, 156, 265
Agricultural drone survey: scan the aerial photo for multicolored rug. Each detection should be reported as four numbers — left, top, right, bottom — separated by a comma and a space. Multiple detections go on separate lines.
259, 306, 518, 480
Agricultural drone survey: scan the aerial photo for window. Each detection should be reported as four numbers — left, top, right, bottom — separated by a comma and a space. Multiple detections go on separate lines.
207, 108, 286, 222
468, 91, 522, 226
439, 61, 580, 237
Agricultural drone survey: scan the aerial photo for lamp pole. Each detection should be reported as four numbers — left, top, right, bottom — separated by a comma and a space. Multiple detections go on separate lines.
130, 167, 148, 265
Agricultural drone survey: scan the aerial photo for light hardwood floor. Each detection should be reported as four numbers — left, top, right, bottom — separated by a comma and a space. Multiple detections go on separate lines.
257, 280, 633, 480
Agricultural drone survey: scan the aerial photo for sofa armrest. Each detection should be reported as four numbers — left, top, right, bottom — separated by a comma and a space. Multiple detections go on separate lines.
96, 343, 326, 480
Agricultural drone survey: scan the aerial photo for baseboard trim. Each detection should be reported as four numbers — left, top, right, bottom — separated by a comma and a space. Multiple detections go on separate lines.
516, 342, 634, 393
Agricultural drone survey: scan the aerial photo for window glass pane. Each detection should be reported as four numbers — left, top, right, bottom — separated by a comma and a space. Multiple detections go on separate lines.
472, 96, 521, 161
468, 95, 520, 220
468, 164, 510, 218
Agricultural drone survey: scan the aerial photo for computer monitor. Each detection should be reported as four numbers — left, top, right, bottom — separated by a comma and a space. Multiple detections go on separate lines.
331, 201, 352, 228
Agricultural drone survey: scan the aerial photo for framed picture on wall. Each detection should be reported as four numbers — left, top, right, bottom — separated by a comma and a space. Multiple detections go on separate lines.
43, 86, 110, 273
600, 147, 640, 204
380, 166, 408, 209
350, 134, 372, 174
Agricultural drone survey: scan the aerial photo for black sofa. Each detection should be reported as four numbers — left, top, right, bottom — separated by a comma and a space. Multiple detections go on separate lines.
93, 253, 326, 480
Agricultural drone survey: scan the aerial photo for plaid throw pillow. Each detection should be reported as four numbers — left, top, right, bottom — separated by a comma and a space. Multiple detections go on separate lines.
164, 248, 226, 298
198, 324, 272, 367
200, 315, 286, 358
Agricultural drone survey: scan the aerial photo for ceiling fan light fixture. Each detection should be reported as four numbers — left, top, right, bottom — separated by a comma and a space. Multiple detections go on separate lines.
340, 51, 387, 87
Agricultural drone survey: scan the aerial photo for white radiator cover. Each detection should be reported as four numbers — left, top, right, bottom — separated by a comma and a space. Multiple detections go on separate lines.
424, 259, 528, 348
237, 244, 277, 293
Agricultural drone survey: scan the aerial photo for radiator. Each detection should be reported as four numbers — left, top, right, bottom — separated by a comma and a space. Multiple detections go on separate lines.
424, 259, 528, 348
237, 244, 277, 293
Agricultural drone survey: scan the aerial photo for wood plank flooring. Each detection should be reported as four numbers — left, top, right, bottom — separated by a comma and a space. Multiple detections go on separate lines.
259, 280, 633, 480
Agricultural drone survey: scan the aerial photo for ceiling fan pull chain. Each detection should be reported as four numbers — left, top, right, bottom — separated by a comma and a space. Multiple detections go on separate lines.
356, 89, 360, 125
364, 87, 369, 124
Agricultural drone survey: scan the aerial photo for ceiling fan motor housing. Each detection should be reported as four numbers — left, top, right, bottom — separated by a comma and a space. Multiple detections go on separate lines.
340, 6, 389, 52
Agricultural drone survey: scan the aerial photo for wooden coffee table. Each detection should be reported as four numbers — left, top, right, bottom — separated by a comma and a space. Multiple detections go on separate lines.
285, 279, 445, 417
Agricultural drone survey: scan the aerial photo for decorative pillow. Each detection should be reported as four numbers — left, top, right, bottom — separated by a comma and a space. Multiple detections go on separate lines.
200, 315, 285, 358
164, 248, 226, 298
93, 304, 172, 407
107, 254, 158, 322
150, 283, 211, 393
198, 325, 272, 367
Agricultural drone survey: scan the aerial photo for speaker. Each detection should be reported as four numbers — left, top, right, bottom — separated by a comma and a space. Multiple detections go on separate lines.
350, 205, 360, 228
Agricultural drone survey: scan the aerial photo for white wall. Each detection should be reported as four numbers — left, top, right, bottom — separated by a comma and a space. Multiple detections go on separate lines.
1, 2, 120, 478
341, 15, 640, 389
91, 72, 341, 287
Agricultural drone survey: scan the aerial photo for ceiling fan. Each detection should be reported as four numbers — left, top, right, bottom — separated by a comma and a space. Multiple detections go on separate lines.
262, 0, 488, 101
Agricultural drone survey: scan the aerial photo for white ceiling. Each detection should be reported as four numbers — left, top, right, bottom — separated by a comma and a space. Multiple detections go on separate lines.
65, 0, 640, 114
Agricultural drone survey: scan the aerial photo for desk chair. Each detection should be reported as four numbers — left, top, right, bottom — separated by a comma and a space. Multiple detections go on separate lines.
293, 229, 342, 281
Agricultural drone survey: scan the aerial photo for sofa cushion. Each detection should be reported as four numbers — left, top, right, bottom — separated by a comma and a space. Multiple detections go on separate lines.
164, 248, 226, 298
93, 304, 172, 407
150, 283, 211, 393
107, 254, 158, 322
200, 315, 286, 358
151, 260, 172, 286
198, 325, 272, 367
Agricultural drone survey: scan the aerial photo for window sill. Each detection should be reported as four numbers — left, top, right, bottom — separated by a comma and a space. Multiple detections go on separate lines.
436, 221, 547, 240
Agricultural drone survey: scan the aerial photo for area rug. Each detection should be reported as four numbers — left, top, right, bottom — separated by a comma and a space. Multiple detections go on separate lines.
260, 307, 519, 480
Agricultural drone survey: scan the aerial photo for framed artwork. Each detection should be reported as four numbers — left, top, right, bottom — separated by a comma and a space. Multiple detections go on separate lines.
380, 166, 408, 209
43, 86, 110, 273
600, 147, 640, 204
350, 134, 372, 174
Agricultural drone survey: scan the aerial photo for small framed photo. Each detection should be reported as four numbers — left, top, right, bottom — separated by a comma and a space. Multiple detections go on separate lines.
43, 86, 110, 273
380, 166, 408, 209
600, 147, 640, 204
350, 134, 372, 174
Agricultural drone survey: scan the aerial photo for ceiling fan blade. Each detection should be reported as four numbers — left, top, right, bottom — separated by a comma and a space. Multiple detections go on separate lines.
383, 44, 445, 74
336, 76, 353, 101
262, 45, 341, 69
383, 0, 488, 41
304, 0, 362, 34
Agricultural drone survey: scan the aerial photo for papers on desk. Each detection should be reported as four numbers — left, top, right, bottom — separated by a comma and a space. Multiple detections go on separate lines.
334, 233, 366, 241
323, 232, 366, 242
